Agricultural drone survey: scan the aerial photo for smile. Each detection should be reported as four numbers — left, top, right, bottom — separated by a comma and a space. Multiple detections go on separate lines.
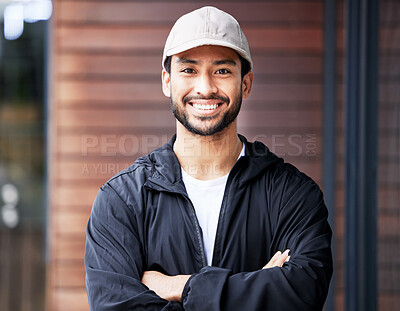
187, 99, 225, 114
192, 103, 220, 110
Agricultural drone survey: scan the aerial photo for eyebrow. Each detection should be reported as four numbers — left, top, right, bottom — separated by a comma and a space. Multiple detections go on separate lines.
213, 59, 238, 66
175, 58, 238, 66
176, 58, 199, 65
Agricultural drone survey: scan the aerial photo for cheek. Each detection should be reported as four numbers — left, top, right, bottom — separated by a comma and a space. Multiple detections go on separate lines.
171, 78, 192, 99
219, 81, 241, 98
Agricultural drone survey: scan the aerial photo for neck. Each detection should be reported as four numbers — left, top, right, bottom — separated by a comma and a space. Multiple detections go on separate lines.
173, 121, 242, 180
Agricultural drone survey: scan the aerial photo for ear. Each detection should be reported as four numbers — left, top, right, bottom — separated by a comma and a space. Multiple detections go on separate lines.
242, 71, 254, 99
161, 69, 171, 98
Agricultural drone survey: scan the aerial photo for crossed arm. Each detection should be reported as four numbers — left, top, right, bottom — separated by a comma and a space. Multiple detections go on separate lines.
86, 182, 332, 310
142, 249, 290, 302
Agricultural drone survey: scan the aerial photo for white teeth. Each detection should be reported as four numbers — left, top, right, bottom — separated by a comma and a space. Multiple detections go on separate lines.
193, 103, 219, 110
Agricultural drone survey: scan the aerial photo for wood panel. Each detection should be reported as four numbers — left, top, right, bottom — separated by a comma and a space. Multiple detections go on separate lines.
54, 210, 89, 237
57, 80, 164, 102
57, 1, 323, 24
332, 4, 345, 308
378, 1, 400, 308
52, 289, 89, 311
53, 236, 86, 261
57, 26, 322, 52
54, 185, 100, 209
333, 1, 400, 308
55, 264, 86, 288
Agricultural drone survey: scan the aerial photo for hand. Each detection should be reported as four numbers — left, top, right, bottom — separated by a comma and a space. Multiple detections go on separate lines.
142, 271, 191, 302
263, 249, 290, 269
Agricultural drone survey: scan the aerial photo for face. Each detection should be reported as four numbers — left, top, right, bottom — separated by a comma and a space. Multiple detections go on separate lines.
162, 45, 253, 136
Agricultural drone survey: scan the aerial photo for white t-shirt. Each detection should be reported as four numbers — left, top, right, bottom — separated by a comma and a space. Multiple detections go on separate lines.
181, 144, 245, 265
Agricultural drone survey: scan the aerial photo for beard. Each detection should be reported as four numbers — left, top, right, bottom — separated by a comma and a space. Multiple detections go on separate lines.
170, 89, 242, 136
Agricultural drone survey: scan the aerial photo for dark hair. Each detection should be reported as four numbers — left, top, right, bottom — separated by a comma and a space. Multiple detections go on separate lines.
163, 52, 251, 79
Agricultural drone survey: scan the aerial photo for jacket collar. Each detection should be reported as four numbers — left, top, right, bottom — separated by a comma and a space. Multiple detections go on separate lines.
144, 134, 282, 192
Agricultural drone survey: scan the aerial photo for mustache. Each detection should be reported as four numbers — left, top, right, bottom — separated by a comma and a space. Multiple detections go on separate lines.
183, 94, 230, 105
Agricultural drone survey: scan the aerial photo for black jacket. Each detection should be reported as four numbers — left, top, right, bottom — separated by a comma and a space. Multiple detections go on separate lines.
85, 135, 332, 311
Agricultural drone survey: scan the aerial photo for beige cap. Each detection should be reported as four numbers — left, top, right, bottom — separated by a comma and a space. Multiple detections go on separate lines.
162, 6, 253, 70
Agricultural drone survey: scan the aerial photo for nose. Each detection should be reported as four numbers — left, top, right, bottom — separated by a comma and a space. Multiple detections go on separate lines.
194, 73, 218, 96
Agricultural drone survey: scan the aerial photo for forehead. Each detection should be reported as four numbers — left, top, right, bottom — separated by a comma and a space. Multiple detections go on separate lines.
172, 45, 240, 65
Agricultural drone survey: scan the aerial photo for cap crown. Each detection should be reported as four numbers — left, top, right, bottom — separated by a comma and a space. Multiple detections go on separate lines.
162, 6, 252, 70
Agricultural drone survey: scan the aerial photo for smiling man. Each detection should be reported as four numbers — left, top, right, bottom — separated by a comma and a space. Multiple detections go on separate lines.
85, 6, 332, 311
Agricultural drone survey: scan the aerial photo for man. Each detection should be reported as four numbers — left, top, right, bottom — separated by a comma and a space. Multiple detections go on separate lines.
85, 6, 332, 311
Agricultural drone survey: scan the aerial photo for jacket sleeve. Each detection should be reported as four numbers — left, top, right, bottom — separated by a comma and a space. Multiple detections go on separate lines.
182, 180, 332, 311
85, 183, 183, 311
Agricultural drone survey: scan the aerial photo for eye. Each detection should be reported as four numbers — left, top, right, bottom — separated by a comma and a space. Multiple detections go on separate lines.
216, 69, 231, 75
181, 68, 195, 74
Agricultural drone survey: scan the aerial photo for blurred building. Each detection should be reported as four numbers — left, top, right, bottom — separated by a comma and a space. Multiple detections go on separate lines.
0, 1, 398, 310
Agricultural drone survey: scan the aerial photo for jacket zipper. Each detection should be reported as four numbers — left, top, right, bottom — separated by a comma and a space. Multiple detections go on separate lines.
144, 182, 207, 267
211, 181, 229, 266
211, 158, 243, 266
183, 195, 207, 267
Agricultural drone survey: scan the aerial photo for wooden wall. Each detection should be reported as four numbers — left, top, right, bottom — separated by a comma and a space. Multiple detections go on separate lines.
377, 0, 400, 309
47, 1, 328, 310
334, 1, 400, 310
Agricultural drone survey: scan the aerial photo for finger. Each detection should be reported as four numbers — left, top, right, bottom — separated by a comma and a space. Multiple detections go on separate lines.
269, 251, 283, 264
270, 251, 282, 263
282, 249, 290, 258
264, 250, 288, 269
263, 251, 282, 269
276, 249, 290, 267
263, 249, 290, 269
